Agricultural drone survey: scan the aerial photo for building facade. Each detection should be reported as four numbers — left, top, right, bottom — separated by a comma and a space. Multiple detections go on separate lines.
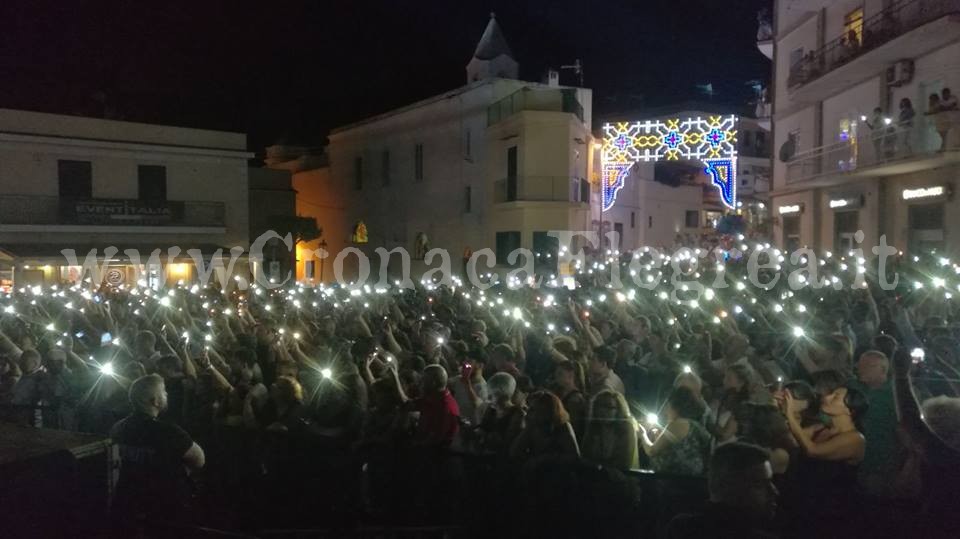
317, 15, 593, 281
770, 0, 960, 255
248, 167, 298, 283
0, 108, 252, 287
263, 147, 351, 286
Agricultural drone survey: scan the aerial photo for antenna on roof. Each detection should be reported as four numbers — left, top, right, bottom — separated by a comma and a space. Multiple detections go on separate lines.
560, 59, 584, 87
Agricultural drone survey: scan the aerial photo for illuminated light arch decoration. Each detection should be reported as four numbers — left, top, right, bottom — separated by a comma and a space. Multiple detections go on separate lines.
601, 115, 739, 211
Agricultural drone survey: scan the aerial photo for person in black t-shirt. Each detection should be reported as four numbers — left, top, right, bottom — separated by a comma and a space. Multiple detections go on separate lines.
110, 374, 205, 529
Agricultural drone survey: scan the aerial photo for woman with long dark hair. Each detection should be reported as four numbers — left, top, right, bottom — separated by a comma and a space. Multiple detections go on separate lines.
510, 391, 579, 462
785, 384, 868, 534
785, 384, 867, 462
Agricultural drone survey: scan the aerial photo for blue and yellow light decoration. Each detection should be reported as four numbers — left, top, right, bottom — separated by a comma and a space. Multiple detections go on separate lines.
601, 115, 739, 211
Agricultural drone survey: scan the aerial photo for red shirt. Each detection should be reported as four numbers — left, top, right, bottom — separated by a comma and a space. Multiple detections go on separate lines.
415, 389, 460, 447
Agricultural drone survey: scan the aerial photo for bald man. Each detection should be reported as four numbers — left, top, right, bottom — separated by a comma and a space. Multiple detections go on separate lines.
110, 374, 204, 525
852, 351, 898, 497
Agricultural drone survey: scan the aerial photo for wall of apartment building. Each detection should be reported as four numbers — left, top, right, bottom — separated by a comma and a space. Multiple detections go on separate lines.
0, 110, 250, 250
248, 167, 296, 282
486, 109, 593, 250
327, 84, 496, 277
772, 190, 818, 249
291, 166, 351, 284
774, 13, 818, 108
884, 166, 960, 254
773, 107, 817, 191
890, 41, 960, 117
817, 178, 882, 252
600, 167, 705, 251
0, 108, 246, 149
599, 165, 647, 251
823, 0, 886, 40
638, 181, 705, 249
822, 77, 882, 147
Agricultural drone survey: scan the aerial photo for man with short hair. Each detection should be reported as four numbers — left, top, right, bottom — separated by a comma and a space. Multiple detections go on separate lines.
588, 346, 625, 396
110, 374, 205, 527
851, 350, 899, 497
667, 442, 778, 538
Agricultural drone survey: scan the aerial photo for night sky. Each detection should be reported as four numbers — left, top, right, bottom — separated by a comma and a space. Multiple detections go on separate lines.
1, 0, 770, 155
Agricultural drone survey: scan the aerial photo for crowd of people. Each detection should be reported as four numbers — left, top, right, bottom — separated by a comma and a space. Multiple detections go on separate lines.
2, 244, 960, 537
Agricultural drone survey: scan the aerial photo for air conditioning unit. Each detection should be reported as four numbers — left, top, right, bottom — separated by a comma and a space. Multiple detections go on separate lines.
885, 60, 914, 87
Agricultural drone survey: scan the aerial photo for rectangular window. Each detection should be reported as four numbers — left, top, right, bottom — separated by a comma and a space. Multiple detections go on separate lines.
137, 165, 167, 200
381, 150, 390, 186
58, 160, 92, 199
354, 157, 363, 190
742, 130, 753, 150
533, 231, 559, 275
613, 223, 624, 249
305, 260, 316, 280
909, 203, 945, 254
844, 8, 864, 46
648, 215, 653, 229
464, 129, 472, 159
835, 211, 859, 252
755, 131, 767, 153
495, 231, 521, 266
414, 144, 424, 182
465, 186, 472, 213
789, 129, 801, 154
685, 210, 700, 228
630, 211, 636, 229
790, 48, 804, 68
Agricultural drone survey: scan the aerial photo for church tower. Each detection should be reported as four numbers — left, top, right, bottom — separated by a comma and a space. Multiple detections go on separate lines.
466, 13, 518, 83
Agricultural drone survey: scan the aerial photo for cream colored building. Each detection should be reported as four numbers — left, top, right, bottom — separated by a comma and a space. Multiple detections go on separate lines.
0, 108, 252, 287
770, 0, 960, 255
318, 15, 593, 281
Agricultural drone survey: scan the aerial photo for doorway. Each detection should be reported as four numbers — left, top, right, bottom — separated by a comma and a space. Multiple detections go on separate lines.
835, 211, 859, 253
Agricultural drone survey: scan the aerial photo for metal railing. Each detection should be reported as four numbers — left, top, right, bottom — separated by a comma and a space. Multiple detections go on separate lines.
493, 176, 590, 203
0, 195, 226, 227
788, 0, 960, 89
786, 111, 960, 183
755, 100, 772, 119
487, 88, 585, 126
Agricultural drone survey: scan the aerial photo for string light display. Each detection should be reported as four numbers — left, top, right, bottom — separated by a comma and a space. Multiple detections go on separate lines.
601, 115, 739, 211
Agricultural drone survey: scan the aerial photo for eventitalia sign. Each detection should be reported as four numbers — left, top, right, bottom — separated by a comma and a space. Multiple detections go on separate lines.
59, 199, 184, 225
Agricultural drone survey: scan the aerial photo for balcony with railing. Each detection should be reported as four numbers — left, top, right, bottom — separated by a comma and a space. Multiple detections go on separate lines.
493, 176, 590, 204
787, 0, 960, 101
0, 196, 226, 228
755, 93, 772, 131
487, 88, 584, 126
786, 111, 960, 184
